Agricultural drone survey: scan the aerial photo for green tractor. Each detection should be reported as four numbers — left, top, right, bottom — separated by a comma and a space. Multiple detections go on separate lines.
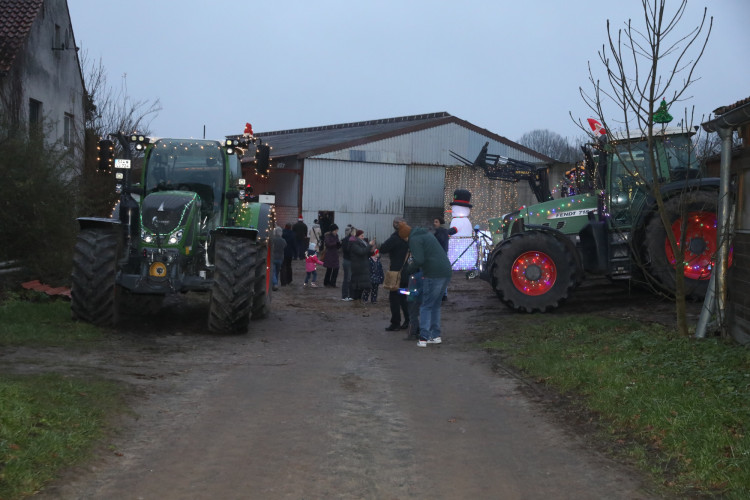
71, 134, 274, 333
463, 128, 722, 312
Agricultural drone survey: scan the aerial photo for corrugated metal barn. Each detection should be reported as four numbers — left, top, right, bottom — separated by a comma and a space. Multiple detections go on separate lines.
236, 112, 555, 245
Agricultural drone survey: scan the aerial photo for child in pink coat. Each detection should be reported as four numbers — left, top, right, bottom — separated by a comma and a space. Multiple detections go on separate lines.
304, 245, 325, 287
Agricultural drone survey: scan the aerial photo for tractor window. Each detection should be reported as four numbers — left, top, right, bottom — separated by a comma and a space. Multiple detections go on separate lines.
144, 139, 225, 212
661, 135, 700, 180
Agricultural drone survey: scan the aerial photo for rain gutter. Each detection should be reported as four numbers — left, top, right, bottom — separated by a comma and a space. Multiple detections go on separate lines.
696, 102, 750, 338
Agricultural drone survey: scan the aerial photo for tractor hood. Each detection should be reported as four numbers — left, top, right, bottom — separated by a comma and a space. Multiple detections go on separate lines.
141, 191, 199, 235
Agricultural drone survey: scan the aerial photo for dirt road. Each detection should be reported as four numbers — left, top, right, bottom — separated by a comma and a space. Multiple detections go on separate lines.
10, 260, 679, 499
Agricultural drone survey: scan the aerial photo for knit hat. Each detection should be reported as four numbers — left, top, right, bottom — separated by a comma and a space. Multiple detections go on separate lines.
308, 243, 317, 251
356, 229, 364, 237
397, 222, 412, 239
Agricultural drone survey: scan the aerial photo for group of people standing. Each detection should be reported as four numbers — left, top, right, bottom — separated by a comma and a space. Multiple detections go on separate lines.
270, 214, 453, 348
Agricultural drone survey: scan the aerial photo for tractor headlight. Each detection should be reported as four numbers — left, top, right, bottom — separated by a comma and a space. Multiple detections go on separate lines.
168, 230, 184, 245
141, 229, 155, 243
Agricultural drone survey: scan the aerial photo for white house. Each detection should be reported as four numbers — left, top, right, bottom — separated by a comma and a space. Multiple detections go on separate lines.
0, 0, 84, 160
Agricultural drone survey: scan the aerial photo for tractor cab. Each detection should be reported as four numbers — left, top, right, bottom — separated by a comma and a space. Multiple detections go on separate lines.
605, 128, 701, 228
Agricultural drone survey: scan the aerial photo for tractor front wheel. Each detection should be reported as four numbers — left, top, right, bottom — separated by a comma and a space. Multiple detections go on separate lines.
71, 228, 120, 326
490, 231, 577, 313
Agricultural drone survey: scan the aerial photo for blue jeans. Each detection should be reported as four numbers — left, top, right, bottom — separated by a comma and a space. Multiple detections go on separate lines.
341, 259, 352, 299
418, 276, 450, 341
305, 270, 317, 284
272, 260, 282, 286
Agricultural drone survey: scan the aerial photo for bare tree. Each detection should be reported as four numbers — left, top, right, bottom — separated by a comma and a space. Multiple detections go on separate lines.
82, 52, 161, 138
575, 0, 712, 336
516, 129, 584, 163
78, 52, 162, 217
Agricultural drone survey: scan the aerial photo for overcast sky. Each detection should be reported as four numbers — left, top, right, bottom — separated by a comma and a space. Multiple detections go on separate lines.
68, 0, 749, 144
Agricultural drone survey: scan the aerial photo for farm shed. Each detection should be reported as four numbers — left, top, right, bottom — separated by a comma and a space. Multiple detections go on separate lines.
702, 97, 750, 344
232, 112, 555, 245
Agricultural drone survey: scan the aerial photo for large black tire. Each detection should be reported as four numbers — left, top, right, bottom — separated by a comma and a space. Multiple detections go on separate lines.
71, 229, 120, 326
208, 236, 256, 334
644, 190, 719, 300
251, 243, 272, 320
489, 231, 577, 313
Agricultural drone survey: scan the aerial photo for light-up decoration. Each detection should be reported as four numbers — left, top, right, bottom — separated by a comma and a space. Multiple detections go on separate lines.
447, 189, 478, 270
511, 250, 557, 296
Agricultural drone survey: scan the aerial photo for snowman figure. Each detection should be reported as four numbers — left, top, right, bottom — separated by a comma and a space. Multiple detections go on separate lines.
447, 189, 477, 270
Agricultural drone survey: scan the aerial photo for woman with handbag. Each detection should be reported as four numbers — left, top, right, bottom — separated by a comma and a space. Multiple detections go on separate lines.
378, 217, 410, 331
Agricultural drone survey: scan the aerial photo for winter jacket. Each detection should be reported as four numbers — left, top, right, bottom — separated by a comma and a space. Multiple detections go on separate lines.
271, 235, 287, 262
379, 230, 410, 287
405, 227, 452, 279
349, 238, 373, 290
305, 251, 325, 272
434, 226, 450, 253
308, 224, 322, 248
282, 228, 296, 260
322, 231, 341, 268
341, 235, 355, 261
369, 257, 385, 285
292, 221, 308, 242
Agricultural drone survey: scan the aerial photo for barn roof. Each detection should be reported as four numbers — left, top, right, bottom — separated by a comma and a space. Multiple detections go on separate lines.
0, 0, 43, 75
230, 112, 554, 163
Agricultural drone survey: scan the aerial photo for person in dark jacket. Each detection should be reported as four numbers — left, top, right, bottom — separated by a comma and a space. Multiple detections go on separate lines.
433, 216, 456, 300
281, 223, 296, 286
339, 225, 355, 299
322, 225, 341, 287
348, 229, 374, 301
270, 227, 287, 291
378, 217, 410, 331
399, 221, 452, 347
433, 216, 451, 252
292, 217, 308, 259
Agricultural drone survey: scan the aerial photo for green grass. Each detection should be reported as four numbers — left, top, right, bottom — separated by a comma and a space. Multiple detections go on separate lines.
481, 315, 750, 498
0, 373, 123, 499
0, 297, 122, 499
0, 296, 103, 347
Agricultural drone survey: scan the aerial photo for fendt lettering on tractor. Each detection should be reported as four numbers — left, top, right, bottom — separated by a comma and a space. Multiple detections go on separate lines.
454, 127, 724, 313
71, 134, 274, 333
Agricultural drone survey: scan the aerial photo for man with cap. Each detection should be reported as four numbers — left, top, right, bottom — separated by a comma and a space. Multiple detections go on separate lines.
398, 220, 452, 347
378, 217, 410, 331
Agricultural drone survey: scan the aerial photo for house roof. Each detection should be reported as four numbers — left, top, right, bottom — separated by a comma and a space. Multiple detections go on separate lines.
0, 0, 44, 75
231, 112, 555, 164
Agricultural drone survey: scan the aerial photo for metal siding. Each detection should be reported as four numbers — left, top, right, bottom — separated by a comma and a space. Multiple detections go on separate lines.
405, 164, 445, 207
302, 159, 406, 245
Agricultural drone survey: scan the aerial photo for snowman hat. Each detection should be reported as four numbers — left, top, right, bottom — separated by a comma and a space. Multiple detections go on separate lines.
450, 189, 472, 208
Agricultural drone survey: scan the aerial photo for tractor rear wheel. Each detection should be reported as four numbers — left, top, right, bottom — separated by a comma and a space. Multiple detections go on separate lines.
71, 228, 120, 326
644, 190, 722, 299
489, 231, 577, 313
208, 236, 255, 334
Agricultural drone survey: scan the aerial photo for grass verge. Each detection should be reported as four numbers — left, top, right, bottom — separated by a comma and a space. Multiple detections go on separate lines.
480, 314, 750, 498
1, 296, 123, 499
0, 295, 102, 347
0, 374, 122, 499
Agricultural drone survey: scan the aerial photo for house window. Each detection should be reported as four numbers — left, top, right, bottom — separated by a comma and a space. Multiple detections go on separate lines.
64, 113, 74, 147
29, 99, 42, 133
